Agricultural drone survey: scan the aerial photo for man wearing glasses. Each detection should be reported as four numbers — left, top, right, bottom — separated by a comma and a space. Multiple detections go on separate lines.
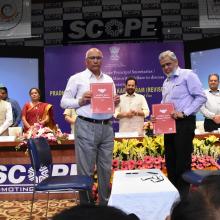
61, 48, 119, 205
158, 50, 206, 199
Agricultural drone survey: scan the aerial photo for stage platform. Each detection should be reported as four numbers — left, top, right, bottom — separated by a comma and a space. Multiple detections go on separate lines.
0, 134, 219, 200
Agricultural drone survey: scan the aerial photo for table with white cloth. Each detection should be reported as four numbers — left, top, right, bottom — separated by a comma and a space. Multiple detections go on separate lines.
108, 169, 179, 220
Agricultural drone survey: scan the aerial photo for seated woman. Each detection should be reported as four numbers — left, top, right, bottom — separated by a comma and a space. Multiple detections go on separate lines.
22, 88, 56, 132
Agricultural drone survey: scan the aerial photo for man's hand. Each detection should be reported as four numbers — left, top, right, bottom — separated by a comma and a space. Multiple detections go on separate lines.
171, 111, 184, 119
118, 110, 135, 119
150, 115, 156, 123
126, 111, 135, 118
213, 115, 220, 124
114, 95, 120, 106
130, 110, 144, 116
79, 91, 92, 106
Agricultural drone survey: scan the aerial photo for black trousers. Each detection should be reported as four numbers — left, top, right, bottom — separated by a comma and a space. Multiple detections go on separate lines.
204, 118, 220, 132
164, 116, 196, 199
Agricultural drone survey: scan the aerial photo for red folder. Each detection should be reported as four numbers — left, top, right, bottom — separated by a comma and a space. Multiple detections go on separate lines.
152, 103, 176, 134
90, 83, 114, 114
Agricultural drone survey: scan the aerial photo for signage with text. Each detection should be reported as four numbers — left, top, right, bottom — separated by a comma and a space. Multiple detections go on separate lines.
152, 103, 176, 134
91, 83, 114, 114
63, 17, 162, 43
0, 164, 76, 194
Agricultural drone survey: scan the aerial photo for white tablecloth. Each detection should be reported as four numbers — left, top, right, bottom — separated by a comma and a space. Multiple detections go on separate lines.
108, 169, 179, 220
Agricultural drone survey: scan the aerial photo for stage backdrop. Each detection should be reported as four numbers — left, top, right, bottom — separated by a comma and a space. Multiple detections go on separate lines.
190, 48, 220, 121
45, 42, 184, 133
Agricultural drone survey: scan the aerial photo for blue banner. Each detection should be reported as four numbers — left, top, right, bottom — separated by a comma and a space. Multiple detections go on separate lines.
0, 164, 76, 194
45, 42, 184, 132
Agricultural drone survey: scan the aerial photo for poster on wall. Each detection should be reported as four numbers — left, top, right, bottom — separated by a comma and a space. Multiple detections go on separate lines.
44, 42, 184, 132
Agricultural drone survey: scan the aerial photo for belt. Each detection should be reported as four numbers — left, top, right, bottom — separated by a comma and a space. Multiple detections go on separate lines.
177, 115, 196, 121
78, 115, 110, 125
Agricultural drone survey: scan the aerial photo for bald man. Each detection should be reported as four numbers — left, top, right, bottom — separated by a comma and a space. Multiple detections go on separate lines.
61, 48, 119, 205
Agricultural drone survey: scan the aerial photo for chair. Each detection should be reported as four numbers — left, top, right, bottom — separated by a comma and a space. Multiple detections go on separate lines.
182, 170, 220, 186
27, 137, 93, 219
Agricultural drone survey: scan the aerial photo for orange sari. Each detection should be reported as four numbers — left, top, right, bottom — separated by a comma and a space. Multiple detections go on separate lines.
22, 102, 56, 132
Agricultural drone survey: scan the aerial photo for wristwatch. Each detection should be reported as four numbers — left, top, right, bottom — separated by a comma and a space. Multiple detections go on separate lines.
182, 112, 187, 118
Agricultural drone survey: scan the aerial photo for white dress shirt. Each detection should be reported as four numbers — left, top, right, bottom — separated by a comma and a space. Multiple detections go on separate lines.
0, 100, 13, 135
114, 92, 150, 135
200, 89, 220, 119
63, 108, 77, 134
60, 68, 116, 120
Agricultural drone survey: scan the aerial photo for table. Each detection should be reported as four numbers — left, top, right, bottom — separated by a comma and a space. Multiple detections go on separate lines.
108, 169, 179, 220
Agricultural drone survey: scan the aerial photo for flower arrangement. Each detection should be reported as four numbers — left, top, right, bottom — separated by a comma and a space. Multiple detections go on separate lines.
191, 155, 220, 170
143, 121, 154, 136
113, 135, 164, 160
192, 135, 220, 170
112, 156, 166, 171
193, 135, 220, 160
113, 135, 220, 171
93, 135, 220, 202
15, 123, 68, 150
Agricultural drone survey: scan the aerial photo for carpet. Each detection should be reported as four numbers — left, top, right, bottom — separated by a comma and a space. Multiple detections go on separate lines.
0, 199, 76, 220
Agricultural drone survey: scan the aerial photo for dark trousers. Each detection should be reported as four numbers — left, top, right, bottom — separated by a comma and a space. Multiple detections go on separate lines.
204, 118, 220, 132
164, 116, 195, 199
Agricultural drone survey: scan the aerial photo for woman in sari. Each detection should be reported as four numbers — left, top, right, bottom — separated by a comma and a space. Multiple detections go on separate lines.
22, 88, 56, 132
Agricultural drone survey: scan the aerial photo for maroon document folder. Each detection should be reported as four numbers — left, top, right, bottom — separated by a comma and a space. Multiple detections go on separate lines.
152, 103, 176, 134
90, 83, 114, 114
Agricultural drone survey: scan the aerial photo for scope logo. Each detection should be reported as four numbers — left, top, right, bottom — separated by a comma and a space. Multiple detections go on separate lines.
28, 166, 49, 184
0, 164, 77, 185
64, 17, 161, 42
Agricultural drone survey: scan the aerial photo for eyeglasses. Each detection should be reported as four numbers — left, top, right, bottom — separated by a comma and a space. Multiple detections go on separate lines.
87, 56, 103, 61
161, 62, 172, 68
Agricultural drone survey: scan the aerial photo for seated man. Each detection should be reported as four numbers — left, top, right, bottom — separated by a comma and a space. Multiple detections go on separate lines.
0, 98, 13, 136
114, 77, 149, 136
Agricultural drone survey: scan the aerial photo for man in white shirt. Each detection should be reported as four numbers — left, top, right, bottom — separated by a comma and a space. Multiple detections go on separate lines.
0, 86, 21, 126
63, 109, 77, 134
200, 73, 220, 132
114, 77, 149, 136
61, 48, 119, 205
0, 98, 13, 136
